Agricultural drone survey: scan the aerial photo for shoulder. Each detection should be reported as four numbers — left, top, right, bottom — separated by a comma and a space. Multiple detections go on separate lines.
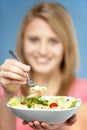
68, 78, 87, 103
72, 79, 87, 90
73, 78, 87, 85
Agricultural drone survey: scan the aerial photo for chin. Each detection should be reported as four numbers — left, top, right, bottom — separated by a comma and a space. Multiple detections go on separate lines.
32, 67, 52, 74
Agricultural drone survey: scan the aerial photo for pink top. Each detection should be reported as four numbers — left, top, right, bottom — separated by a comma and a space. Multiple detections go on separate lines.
0, 79, 87, 130
68, 79, 87, 103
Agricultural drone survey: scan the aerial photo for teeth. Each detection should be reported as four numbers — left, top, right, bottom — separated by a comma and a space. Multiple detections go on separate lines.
36, 58, 48, 63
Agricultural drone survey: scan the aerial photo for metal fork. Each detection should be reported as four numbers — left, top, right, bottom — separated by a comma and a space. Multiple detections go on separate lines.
9, 50, 36, 87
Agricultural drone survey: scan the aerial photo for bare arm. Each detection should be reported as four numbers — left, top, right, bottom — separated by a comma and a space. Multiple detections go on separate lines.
0, 91, 17, 130
0, 59, 30, 130
68, 104, 87, 130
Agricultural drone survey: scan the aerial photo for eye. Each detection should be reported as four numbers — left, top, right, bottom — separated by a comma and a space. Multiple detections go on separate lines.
49, 38, 59, 45
28, 36, 39, 43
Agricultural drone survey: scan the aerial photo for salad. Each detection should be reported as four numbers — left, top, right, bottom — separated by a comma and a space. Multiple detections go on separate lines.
8, 95, 79, 109
8, 85, 79, 109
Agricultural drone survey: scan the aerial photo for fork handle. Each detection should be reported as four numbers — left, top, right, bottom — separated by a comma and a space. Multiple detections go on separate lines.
9, 50, 30, 80
9, 50, 21, 61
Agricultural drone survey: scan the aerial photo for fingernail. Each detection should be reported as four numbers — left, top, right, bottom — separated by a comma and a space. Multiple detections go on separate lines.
25, 65, 30, 71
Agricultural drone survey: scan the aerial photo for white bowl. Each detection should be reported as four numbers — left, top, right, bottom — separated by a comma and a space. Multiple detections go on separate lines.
7, 96, 81, 124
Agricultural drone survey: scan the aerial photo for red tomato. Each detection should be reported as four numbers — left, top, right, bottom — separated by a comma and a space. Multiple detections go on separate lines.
49, 102, 58, 108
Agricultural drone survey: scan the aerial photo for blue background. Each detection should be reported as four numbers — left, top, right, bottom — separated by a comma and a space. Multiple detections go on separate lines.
0, 0, 87, 78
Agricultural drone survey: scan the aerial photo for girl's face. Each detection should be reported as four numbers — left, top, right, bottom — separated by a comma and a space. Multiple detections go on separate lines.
23, 18, 64, 74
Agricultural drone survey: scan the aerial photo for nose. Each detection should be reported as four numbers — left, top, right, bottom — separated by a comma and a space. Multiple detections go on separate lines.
38, 42, 48, 55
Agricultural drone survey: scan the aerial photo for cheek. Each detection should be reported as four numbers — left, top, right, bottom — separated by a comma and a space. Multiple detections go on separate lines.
54, 45, 64, 58
23, 43, 35, 55
23, 44, 35, 64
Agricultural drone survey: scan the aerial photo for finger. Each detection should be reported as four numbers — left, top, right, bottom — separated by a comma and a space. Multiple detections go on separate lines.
41, 122, 63, 130
28, 122, 36, 129
3, 59, 30, 72
1, 71, 27, 81
1, 65, 27, 78
0, 78, 27, 86
33, 120, 42, 129
41, 122, 53, 130
23, 121, 35, 129
40, 122, 47, 128
23, 121, 37, 129
65, 114, 77, 126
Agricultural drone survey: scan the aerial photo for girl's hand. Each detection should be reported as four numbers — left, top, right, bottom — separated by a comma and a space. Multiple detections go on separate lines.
0, 59, 30, 94
23, 114, 76, 130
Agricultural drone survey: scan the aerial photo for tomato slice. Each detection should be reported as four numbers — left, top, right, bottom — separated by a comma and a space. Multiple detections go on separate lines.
49, 102, 58, 108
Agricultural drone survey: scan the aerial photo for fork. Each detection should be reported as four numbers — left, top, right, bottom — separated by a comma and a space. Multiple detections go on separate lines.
9, 50, 36, 87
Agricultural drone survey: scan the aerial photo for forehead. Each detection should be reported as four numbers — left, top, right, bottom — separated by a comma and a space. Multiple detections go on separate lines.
25, 18, 58, 37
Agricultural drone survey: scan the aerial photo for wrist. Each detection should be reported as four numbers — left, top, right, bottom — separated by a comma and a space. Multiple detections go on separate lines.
1, 83, 20, 97
3, 90, 17, 99
0, 89, 18, 106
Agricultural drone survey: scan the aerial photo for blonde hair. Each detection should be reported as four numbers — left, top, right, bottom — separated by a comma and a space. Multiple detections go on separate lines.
16, 2, 79, 95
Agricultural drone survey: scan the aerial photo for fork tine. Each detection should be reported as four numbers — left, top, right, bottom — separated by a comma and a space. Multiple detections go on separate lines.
26, 73, 36, 87
28, 79, 36, 87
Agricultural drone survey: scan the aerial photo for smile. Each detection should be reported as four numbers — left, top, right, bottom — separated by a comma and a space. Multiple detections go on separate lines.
35, 57, 50, 64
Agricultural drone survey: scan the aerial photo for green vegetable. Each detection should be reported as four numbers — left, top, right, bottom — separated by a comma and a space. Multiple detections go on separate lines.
9, 96, 79, 109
